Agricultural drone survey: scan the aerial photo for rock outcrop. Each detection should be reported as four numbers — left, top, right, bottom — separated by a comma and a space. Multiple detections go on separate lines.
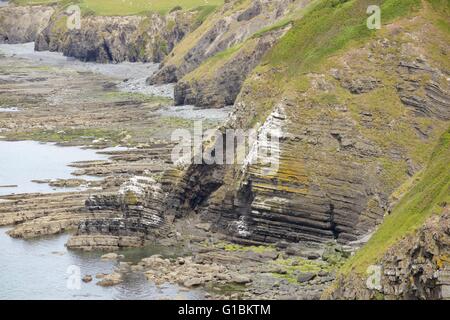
161, 1, 450, 247
329, 210, 450, 300
35, 10, 196, 63
148, 0, 311, 84
67, 175, 169, 250
174, 26, 290, 108
0, 4, 54, 43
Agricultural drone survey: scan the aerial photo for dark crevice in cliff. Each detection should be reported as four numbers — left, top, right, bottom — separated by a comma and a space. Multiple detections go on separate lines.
328, 203, 340, 240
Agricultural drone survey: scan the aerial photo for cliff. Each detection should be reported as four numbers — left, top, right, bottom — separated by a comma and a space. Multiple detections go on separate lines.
148, 0, 312, 85
0, 4, 54, 43
34, 9, 197, 63
163, 0, 450, 248
0, 3, 208, 63
328, 128, 449, 299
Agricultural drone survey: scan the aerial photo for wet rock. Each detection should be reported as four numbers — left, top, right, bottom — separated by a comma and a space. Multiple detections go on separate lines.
101, 252, 119, 260
82, 275, 93, 283
96, 272, 123, 287
231, 274, 252, 284
183, 278, 204, 288
297, 273, 316, 283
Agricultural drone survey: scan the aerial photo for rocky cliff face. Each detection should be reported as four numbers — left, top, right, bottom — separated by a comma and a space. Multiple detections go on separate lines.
162, 0, 450, 247
329, 210, 450, 300
0, 5, 54, 43
174, 26, 290, 108
0, 3, 197, 63
148, 0, 311, 85
67, 175, 169, 250
35, 10, 196, 63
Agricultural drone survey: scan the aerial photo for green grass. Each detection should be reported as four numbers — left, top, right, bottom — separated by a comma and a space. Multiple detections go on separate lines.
272, 257, 332, 284
262, 0, 421, 77
12, 0, 224, 16
340, 127, 450, 274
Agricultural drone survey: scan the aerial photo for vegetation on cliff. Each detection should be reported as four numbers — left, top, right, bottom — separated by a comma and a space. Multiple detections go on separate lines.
12, 0, 224, 16
341, 127, 450, 274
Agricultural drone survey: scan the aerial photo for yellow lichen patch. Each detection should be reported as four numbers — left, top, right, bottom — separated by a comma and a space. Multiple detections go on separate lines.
123, 191, 139, 205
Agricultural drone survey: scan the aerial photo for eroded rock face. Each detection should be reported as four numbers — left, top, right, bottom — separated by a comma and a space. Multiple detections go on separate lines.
0, 5, 54, 43
148, 0, 311, 84
161, 15, 450, 247
174, 27, 290, 108
35, 10, 196, 63
67, 175, 169, 250
329, 211, 450, 300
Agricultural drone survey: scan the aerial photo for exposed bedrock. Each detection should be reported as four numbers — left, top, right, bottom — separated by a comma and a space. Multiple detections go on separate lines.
148, 0, 311, 85
34, 10, 196, 63
173, 27, 289, 108
0, 5, 54, 43
329, 210, 450, 300
161, 35, 450, 246
67, 175, 169, 250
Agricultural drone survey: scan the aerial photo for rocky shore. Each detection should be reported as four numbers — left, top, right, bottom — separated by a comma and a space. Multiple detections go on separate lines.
0, 0, 449, 300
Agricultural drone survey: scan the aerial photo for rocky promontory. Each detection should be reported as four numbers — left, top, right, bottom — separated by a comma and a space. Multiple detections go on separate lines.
35, 9, 197, 63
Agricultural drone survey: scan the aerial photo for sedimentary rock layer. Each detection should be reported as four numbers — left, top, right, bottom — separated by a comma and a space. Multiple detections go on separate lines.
174, 26, 290, 108
148, 0, 311, 84
162, 3, 450, 246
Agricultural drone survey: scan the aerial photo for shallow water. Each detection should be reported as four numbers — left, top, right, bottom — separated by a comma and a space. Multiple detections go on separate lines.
0, 107, 19, 112
0, 141, 107, 195
0, 226, 202, 300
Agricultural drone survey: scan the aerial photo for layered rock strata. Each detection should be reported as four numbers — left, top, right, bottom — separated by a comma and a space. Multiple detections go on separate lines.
329, 210, 450, 300
174, 26, 290, 108
148, 0, 311, 84
160, 8, 450, 247
35, 10, 196, 63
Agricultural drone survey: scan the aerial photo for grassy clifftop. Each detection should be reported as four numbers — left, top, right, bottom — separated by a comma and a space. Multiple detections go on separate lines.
11, 0, 224, 16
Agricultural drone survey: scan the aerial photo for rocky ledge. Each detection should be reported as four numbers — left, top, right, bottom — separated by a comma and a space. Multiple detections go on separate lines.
35, 10, 196, 63
329, 210, 450, 300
